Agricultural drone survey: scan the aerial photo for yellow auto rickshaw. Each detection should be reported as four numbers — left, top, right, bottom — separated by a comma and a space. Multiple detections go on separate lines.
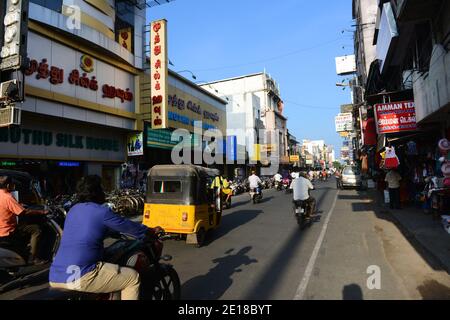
142, 165, 223, 247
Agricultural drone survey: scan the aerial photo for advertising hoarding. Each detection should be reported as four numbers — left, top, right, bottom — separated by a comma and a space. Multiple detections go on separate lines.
128, 132, 144, 156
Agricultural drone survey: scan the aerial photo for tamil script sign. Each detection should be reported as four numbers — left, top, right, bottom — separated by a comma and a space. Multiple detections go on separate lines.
374, 101, 416, 134
335, 113, 353, 132
151, 19, 169, 129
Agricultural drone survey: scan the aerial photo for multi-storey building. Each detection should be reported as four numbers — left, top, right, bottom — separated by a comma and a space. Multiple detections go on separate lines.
201, 72, 289, 170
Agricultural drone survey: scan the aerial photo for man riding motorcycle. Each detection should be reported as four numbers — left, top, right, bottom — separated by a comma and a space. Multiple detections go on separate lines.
290, 172, 317, 219
49, 175, 163, 300
211, 174, 232, 207
273, 172, 282, 190
0, 176, 48, 265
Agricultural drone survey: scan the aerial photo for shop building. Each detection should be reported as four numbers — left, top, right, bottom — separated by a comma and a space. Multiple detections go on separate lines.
139, 70, 228, 175
351, 0, 450, 213
0, 0, 148, 193
201, 72, 289, 174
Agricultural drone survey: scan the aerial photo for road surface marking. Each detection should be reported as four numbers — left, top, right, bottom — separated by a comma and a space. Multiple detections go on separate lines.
293, 189, 339, 300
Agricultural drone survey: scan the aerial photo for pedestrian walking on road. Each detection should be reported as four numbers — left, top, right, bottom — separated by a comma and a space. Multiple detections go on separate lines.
385, 169, 402, 209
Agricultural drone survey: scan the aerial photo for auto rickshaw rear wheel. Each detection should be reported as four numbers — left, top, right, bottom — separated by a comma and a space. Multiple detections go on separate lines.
196, 228, 206, 248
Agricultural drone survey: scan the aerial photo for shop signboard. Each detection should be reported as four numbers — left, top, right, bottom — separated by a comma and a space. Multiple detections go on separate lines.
150, 19, 169, 129
335, 113, 353, 132
58, 162, 80, 167
290, 155, 300, 163
127, 132, 144, 156
0, 117, 125, 162
146, 125, 195, 150
374, 100, 416, 134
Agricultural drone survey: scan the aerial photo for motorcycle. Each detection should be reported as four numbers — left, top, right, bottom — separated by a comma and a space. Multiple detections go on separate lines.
281, 178, 291, 190
293, 200, 313, 230
274, 181, 282, 191
0, 205, 66, 294
250, 186, 263, 204
18, 231, 181, 300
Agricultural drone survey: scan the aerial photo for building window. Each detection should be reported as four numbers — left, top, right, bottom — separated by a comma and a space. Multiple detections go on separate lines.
30, 0, 63, 12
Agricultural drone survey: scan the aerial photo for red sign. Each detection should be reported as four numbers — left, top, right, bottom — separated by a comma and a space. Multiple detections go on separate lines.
375, 101, 416, 134
25, 58, 133, 103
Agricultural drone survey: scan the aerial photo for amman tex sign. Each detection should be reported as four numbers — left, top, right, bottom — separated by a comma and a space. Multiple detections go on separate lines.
374, 101, 417, 134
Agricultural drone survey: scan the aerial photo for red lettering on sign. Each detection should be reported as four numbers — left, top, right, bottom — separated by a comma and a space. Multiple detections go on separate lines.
37, 59, 50, 80
49, 66, 64, 85
25, 60, 38, 76
153, 22, 161, 33
154, 45, 161, 56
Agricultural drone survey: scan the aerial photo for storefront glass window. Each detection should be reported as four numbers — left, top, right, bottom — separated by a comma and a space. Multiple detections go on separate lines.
30, 0, 63, 13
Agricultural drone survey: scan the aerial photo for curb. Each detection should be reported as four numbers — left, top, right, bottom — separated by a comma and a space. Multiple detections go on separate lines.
367, 189, 450, 275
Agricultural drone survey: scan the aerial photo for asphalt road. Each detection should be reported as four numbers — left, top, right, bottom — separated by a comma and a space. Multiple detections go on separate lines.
2, 179, 450, 300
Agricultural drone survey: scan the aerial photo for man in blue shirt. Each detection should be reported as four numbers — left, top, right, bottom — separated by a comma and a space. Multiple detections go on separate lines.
49, 175, 162, 300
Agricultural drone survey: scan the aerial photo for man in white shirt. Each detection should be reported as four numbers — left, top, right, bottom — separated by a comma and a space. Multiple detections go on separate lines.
291, 172, 316, 217
385, 169, 402, 209
248, 171, 262, 190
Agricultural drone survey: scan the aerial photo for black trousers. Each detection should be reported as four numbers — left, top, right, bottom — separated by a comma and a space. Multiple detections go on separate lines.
0, 224, 42, 260
389, 188, 401, 209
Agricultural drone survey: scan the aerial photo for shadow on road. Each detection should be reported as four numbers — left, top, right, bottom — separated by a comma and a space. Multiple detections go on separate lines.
342, 284, 364, 300
181, 246, 258, 299
242, 188, 333, 299
206, 209, 262, 245
257, 196, 274, 204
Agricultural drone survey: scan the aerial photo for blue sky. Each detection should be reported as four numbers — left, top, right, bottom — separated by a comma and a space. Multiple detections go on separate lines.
147, 0, 355, 158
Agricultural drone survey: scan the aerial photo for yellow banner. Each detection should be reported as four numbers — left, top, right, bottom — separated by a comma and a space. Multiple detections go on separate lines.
290, 155, 300, 162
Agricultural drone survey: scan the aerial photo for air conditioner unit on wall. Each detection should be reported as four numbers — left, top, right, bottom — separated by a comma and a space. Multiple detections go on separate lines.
0, 79, 19, 100
0, 106, 21, 127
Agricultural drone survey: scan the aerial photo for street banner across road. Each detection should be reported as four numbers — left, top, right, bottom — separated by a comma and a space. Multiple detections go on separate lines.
374, 101, 416, 134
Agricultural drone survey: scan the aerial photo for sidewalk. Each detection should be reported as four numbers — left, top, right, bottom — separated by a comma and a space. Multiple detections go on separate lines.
368, 188, 450, 274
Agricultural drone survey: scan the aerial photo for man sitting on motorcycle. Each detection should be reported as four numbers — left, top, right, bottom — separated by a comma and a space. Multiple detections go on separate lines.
0, 176, 48, 265
248, 171, 262, 192
49, 175, 163, 300
290, 172, 317, 219
273, 172, 282, 190
211, 174, 232, 207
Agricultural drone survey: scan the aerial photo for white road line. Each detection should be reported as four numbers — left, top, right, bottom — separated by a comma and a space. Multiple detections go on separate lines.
293, 189, 339, 300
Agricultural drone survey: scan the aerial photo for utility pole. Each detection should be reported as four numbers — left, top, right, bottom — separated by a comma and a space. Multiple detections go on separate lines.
0, 0, 29, 127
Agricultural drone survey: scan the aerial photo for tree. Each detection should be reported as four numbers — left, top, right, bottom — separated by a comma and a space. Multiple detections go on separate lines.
332, 161, 343, 170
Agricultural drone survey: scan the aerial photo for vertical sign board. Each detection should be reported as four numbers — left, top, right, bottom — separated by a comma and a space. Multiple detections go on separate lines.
0, 0, 29, 71
150, 19, 168, 129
